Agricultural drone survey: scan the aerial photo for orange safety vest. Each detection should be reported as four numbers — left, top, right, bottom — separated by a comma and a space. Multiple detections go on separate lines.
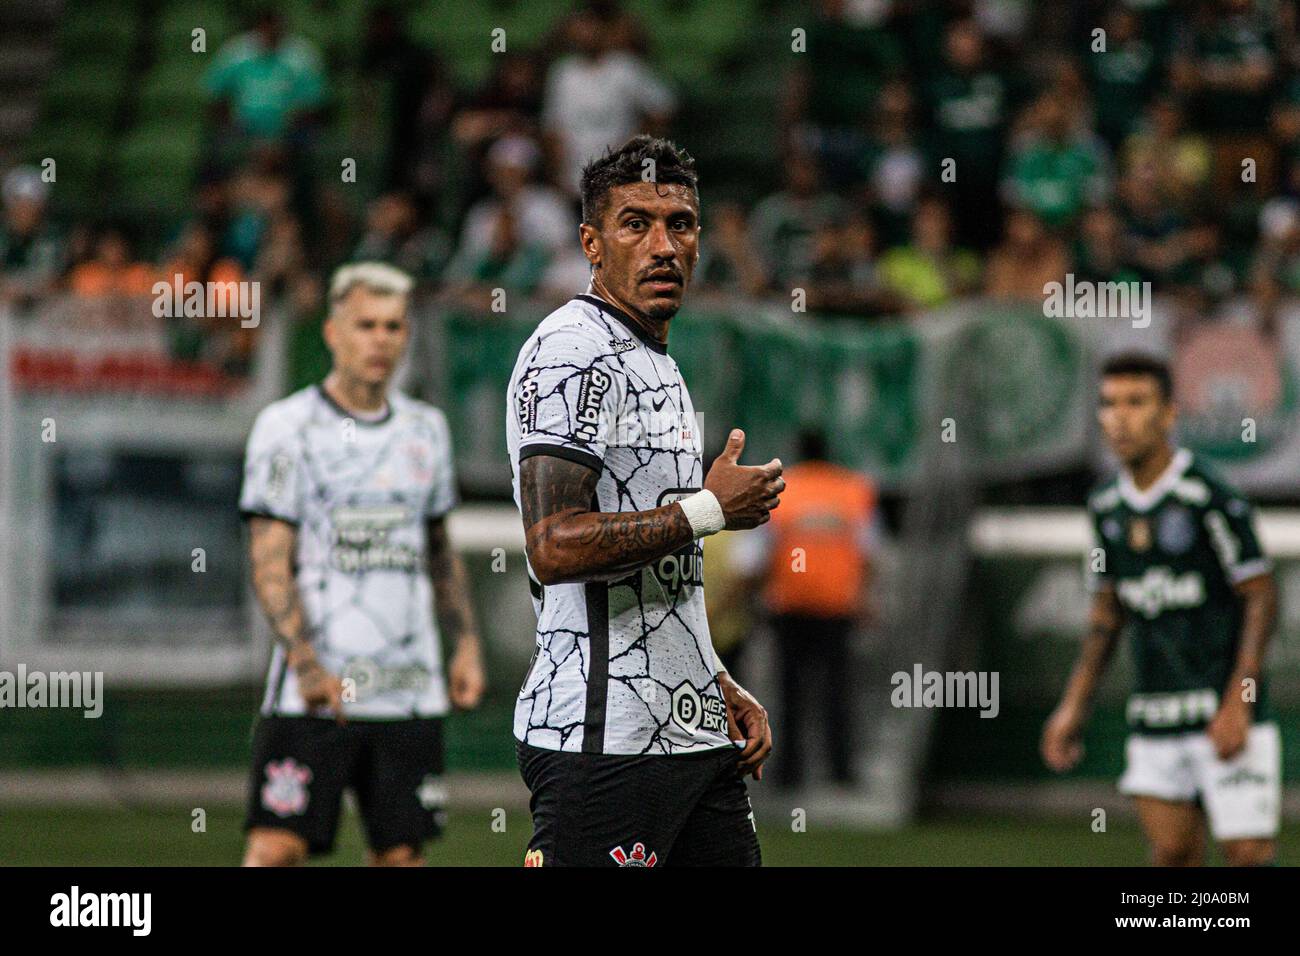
763, 460, 875, 619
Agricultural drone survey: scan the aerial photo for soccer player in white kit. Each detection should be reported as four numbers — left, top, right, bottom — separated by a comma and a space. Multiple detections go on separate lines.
507, 137, 780, 866
238, 263, 485, 866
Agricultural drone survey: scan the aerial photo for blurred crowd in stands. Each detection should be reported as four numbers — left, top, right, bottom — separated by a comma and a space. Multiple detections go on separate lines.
7, 0, 1300, 375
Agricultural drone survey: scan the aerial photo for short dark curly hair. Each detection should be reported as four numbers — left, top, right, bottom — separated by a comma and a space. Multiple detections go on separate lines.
1101, 351, 1173, 400
580, 135, 699, 226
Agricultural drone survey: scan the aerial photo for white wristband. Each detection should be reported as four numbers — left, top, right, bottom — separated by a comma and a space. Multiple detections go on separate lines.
679, 489, 726, 538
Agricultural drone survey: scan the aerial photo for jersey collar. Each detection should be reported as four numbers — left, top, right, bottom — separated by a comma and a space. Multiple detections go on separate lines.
315, 383, 393, 426
573, 291, 670, 355
1117, 447, 1192, 512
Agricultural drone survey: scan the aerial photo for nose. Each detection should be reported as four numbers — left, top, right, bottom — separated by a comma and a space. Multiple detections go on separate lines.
648, 220, 676, 260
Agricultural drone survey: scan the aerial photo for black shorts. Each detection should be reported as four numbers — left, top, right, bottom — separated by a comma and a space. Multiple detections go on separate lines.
245, 715, 446, 855
516, 741, 761, 867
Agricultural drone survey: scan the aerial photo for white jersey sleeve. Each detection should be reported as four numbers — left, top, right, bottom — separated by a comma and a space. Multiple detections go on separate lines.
239, 404, 305, 524
514, 323, 625, 473
424, 406, 460, 520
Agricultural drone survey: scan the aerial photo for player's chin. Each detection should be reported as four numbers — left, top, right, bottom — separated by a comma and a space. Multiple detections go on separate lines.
641, 292, 683, 321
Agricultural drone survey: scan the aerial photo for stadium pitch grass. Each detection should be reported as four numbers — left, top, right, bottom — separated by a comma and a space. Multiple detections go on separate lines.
1, 805, 1292, 866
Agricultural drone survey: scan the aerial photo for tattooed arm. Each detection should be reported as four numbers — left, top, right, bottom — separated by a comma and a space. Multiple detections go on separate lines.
247, 515, 343, 716
1041, 586, 1125, 772
427, 516, 486, 708
520, 429, 784, 586
520, 454, 693, 585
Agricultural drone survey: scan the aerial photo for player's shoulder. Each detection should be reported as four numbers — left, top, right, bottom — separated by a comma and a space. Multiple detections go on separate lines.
1087, 475, 1122, 514
390, 391, 451, 434
1178, 451, 1248, 510
248, 386, 319, 443
522, 295, 630, 362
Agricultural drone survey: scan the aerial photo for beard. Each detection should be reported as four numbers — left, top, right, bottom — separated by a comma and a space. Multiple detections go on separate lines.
646, 299, 680, 322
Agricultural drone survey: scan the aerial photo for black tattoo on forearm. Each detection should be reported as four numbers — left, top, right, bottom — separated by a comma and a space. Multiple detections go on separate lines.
427, 517, 480, 644
248, 516, 310, 655
519, 454, 694, 584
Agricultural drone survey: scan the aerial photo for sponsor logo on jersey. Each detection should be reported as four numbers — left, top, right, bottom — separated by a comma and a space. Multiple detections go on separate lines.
1117, 567, 1206, 619
516, 367, 540, 434
608, 405, 700, 452
1126, 689, 1218, 728
608, 336, 636, 355
330, 504, 420, 573
1156, 505, 1195, 554
652, 545, 704, 597
1128, 516, 1152, 552
649, 489, 705, 597
524, 849, 544, 867
671, 680, 728, 736
575, 367, 612, 444
609, 842, 657, 867
261, 758, 312, 817
341, 658, 431, 699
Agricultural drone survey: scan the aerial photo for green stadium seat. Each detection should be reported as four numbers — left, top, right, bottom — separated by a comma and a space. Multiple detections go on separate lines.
282, 0, 369, 68
136, 61, 209, 122
108, 123, 201, 218
60, 8, 137, 56
40, 71, 122, 131
24, 124, 109, 214
157, 1, 238, 57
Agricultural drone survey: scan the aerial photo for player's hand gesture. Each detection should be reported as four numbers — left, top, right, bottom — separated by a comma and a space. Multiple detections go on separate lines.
1207, 696, 1250, 760
293, 653, 346, 724
704, 429, 784, 530
720, 671, 772, 780
1040, 701, 1085, 772
449, 639, 487, 710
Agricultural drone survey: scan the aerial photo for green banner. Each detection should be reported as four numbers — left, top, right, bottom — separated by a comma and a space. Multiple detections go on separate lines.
434, 305, 926, 490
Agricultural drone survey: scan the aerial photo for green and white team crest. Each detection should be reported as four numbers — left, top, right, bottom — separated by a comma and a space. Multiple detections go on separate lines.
1176, 323, 1298, 461
947, 311, 1079, 460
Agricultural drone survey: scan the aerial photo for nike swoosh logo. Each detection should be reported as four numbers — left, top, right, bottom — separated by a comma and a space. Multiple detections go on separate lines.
652, 396, 668, 411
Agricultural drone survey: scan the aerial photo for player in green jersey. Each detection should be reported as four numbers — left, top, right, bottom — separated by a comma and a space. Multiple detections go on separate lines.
1042, 352, 1281, 866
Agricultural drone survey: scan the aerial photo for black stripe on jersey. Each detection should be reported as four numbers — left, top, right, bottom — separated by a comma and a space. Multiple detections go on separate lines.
518, 442, 603, 474
573, 293, 669, 355
582, 582, 610, 753
268, 651, 289, 716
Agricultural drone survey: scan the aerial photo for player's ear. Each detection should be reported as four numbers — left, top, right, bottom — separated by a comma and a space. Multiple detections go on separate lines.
579, 222, 602, 268
1161, 398, 1177, 430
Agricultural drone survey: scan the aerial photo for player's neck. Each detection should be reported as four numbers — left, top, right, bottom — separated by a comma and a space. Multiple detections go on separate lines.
323, 371, 388, 416
1127, 443, 1175, 492
589, 277, 669, 345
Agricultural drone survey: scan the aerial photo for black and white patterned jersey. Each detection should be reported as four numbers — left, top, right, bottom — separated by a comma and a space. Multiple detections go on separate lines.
506, 291, 730, 755
239, 384, 459, 719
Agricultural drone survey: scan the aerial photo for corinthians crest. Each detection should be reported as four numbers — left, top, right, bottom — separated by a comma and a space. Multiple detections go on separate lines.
609, 842, 657, 867
262, 758, 312, 817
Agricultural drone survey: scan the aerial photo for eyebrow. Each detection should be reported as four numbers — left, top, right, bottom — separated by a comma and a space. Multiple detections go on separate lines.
615, 204, 698, 222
